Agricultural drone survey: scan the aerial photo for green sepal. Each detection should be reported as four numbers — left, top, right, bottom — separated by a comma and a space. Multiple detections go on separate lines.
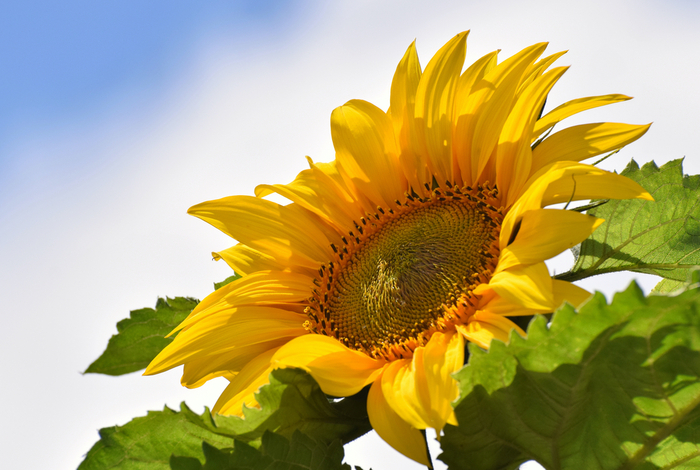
557, 159, 700, 282
440, 281, 700, 470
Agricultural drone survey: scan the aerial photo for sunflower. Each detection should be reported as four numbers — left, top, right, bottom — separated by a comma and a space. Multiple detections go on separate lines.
145, 32, 652, 465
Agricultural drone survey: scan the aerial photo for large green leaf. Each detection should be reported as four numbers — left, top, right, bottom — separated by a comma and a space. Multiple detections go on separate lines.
184, 368, 372, 446
169, 431, 351, 470
439, 282, 700, 470
85, 297, 198, 376
79, 405, 353, 470
78, 404, 233, 470
557, 159, 700, 282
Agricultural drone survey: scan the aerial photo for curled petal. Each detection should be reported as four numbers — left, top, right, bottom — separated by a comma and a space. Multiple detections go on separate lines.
272, 334, 385, 397
497, 209, 604, 272
456, 311, 525, 349
381, 331, 462, 432
478, 262, 554, 311
367, 379, 430, 466
214, 347, 280, 415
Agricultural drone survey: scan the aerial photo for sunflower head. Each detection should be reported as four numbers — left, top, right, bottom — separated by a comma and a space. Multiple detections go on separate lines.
306, 182, 503, 361
145, 31, 652, 465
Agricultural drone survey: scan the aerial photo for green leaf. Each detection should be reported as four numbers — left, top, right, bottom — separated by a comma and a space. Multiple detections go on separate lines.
652, 269, 700, 295
78, 404, 232, 470
85, 297, 198, 376
440, 282, 700, 470
557, 159, 700, 282
214, 274, 241, 291
171, 431, 351, 470
184, 368, 372, 446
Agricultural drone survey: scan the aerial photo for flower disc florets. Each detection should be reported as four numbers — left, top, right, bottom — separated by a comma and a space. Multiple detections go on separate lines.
305, 181, 503, 360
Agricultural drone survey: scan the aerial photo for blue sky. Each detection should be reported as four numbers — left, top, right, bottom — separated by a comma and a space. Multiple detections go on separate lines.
0, 0, 301, 136
2, 1, 699, 469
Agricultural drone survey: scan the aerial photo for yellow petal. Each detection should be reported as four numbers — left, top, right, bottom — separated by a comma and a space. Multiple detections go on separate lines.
272, 334, 385, 396
380, 358, 430, 429
367, 379, 430, 466
212, 244, 282, 276
331, 100, 406, 209
145, 306, 306, 376
497, 66, 569, 204
533, 94, 633, 141
502, 161, 653, 242
188, 196, 338, 269
477, 292, 547, 317
470, 43, 548, 182
456, 311, 525, 349
421, 331, 463, 429
172, 270, 312, 334
552, 279, 592, 309
213, 346, 281, 415
181, 338, 288, 388
381, 332, 462, 432
479, 262, 554, 311
518, 50, 567, 93
497, 209, 604, 272
390, 40, 427, 191
532, 122, 651, 170
452, 50, 499, 185
254, 159, 361, 231
414, 31, 468, 184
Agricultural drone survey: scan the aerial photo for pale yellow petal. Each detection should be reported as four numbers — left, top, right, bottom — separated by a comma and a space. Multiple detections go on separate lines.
533, 94, 633, 141
414, 31, 468, 184
213, 346, 281, 415
367, 379, 430, 466
331, 100, 406, 209
497, 209, 604, 272
272, 334, 385, 396
532, 122, 651, 171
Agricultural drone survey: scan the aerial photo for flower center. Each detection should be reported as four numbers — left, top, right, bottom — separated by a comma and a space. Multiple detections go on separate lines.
305, 184, 503, 360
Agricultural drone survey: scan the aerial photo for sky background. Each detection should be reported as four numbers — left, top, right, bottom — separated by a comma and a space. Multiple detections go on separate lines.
1, 1, 700, 469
